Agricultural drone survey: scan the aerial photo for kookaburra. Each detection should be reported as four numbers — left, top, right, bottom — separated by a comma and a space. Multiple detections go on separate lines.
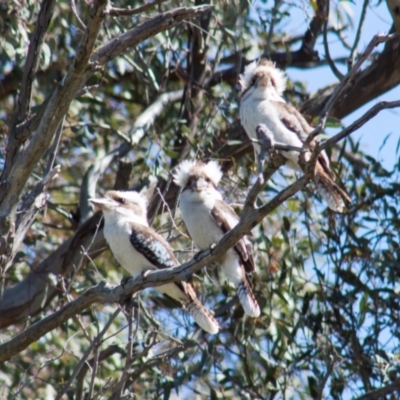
89, 190, 219, 334
173, 160, 260, 318
239, 59, 351, 212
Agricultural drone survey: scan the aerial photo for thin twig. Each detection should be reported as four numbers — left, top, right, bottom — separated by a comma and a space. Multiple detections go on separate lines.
71, 0, 86, 30
44, 116, 65, 175
323, 0, 344, 80
263, 0, 282, 57
304, 32, 397, 147
318, 100, 400, 152
87, 339, 100, 399
112, 304, 135, 398
75, 345, 125, 400
55, 308, 121, 400
348, 0, 369, 69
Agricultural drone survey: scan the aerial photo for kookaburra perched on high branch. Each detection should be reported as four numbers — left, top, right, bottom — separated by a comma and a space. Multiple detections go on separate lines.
173, 160, 261, 318
89, 190, 219, 334
239, 59, 351, 212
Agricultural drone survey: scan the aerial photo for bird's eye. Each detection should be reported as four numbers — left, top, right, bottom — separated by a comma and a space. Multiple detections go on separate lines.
117, 197, 125, 204
205, 177, 211, 183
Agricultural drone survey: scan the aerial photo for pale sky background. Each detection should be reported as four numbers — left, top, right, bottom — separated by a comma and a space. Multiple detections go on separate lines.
286, 1, 400, 171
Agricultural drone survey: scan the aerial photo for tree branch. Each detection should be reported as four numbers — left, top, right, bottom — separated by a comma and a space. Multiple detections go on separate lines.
0, 155, 306, 362
304, 32, 397, 147
0, 0, 109, 267
319, 100, 400, 152
11, 0, 56, 128
0, 4, 207, 269
354, 379, 400, 400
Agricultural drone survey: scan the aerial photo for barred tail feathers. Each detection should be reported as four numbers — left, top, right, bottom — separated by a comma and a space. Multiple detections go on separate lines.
186, 299, 220, 334
237, 279, 260, 317
221, 254, 260, 317
314, 165, 351, 213
162, 281, 219, 334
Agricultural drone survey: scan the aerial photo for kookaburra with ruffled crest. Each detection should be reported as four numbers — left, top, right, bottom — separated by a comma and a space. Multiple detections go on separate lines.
89, 190, 219, 334
173, 160, 260, 318
239, 59, 351, 212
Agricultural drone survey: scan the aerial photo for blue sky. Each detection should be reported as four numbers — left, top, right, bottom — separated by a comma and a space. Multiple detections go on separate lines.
286, 0, 400, 171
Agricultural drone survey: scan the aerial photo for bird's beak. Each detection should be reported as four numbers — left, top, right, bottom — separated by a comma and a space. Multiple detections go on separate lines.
89, 198, 117, 212
191, 179, 206, 192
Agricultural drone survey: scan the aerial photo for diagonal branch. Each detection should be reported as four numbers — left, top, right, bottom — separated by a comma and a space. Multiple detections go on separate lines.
11, 0, 56, 128
0, 157, 309, 363
319, 100, 400, 152
304, 32, 397, 148
0, 0, 109, 265
0, 3, 206, 271
354, 380, 400, 400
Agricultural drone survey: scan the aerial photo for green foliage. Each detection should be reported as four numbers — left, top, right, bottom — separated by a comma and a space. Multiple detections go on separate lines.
0, 0, 400, 399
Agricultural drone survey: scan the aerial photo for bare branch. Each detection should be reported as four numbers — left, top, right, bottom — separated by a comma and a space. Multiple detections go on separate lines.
11, 0, 56, 127
354, 380, 400, 400
318, 100, 400, 152
323, 0, 344, 81
0, 161, 309, 363
304, 32, 397, 147
348, 0, 369, 67
55, 308, 121, 400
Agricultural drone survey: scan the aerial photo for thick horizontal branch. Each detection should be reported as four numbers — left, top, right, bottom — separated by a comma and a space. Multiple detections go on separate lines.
0, 90, 180, 328
0, 158, 309, 363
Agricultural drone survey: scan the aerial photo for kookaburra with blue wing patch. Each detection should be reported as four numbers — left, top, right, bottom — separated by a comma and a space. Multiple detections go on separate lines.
89, 190, 219, 334
173, 160, 260, 318
239, 59, 351, 212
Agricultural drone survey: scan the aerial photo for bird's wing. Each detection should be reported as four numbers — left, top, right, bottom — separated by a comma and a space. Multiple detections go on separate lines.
129, 223, 179, 269
274, 101, 333, 177
129, 223, 189, 296
211, 200, 255, 273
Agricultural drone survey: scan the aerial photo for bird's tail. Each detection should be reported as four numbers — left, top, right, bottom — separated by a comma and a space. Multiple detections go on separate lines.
237, 277, 261, 318
186, 298, 220, 334
314, 165, 351, 213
